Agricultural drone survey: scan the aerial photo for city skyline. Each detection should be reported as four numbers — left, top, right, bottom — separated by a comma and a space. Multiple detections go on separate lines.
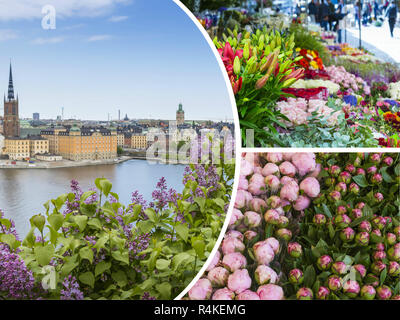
0, 0, 233, 121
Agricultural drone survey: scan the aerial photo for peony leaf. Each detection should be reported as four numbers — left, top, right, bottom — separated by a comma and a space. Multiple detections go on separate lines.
352, 175, 369, 188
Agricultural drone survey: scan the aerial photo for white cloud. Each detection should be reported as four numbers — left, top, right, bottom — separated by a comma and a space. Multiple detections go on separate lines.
87, 34, 112, 42
108, 15, 128, 22
0, 29, 18, 41
31, 37, 64, 44
0, 0, 132, 21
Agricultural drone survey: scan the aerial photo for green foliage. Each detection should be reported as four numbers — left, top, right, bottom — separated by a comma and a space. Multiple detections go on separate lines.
0, 161, 234, 300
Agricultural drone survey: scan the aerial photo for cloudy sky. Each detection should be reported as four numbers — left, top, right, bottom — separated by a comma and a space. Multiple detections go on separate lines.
0, 0, 233, 121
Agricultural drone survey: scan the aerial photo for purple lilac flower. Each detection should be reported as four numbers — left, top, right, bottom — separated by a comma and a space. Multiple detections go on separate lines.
60, 275, 84, 300
141, 292, 156, 300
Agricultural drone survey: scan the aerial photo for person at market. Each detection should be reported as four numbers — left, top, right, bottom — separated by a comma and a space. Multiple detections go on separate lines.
327, 0, 336, 30
354, 0, 361, 27
385, 0, 398, 37
319, 0, 330, 30
362, 1, 370, 25
316, 0, 322, 23
335, 0, 346, 43
308, 0, 318, 23
373, 0, 380, 18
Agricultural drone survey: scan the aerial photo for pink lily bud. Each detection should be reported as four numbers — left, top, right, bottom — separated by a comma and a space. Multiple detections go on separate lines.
212, 288, 235, 300
257, 284, 284, 300
222, 252, 247, 272
227, 269, 252, 294
255, 265, 278, 285
188, 278, 213, 300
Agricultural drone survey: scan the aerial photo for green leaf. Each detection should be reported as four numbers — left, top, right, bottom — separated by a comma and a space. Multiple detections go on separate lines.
380, 268, 387, 285
48, 213, 64, 231
304, 265, 316, 288
35, 244, 55, 266
79, 246, 94, 263
352, 175, 369, 188
156, 282, 172, 300
30, 214, 46, 233
112, 250, 129, 265
100, 179, 112, 197
79, 271, 95, 288
156, 259, 171, 271
322, 204, 332, 218
112, 270, 128, 287
192, 239, 206, 259
81, 191, 96, 202
380, 166, 394, 183
74, 215, 88, 232
138, 220, 154, 234
95, 261, 112, 277
194, 197, 206, 211
88, 218, 102, 230
145, 209, 157, 223
175, 224, 189, 242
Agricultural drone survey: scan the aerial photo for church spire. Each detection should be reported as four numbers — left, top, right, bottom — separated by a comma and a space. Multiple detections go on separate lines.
7, 62, 15, 101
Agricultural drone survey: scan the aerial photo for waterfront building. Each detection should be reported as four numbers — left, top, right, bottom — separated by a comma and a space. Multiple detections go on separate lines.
117, 131, 124, 147
3, 136, 48, 160
0, 133, 4, 155
41, 127, 67, 154
36, 153, 62, 162
29, 136, 49, 156
3, 63, 20, 138
57, 125, 117, 161
130, 134, 148, 149
176, 103, 185, 125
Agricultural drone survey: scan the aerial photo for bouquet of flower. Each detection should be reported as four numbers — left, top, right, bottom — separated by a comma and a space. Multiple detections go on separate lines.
387, 82, 400, 100
326, 66, 371, 96
289, 79, 340, 96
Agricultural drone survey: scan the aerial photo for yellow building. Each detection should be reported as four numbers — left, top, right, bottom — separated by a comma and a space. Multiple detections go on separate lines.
57, 125, 117, 161
117, 132, 124, 147
131, 134, 148, 149
41, 127, 66, 154
3, 136, 49, 160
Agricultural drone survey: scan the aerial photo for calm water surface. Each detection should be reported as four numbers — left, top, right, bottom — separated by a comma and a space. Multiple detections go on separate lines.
0, 160, 185, 237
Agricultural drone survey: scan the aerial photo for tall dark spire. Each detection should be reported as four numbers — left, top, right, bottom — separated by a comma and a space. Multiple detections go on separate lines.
8, 62, 15, 101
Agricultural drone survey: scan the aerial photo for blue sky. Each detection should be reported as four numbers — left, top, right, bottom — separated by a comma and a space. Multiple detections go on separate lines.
0, 0, 233, 121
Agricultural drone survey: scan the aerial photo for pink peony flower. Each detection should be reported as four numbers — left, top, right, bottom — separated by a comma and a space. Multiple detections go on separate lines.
222, 237, 245, 255
299, 177, 320, 198
229, 208, 244, 228
280, 180, 299, 202
266, 153, 283, 163
206, 250, 221, 272
238, 176, 249, 190
249, 198, 267, 213
261, 163, 280, 177
279, 161, 297, 177
188, 278, 213, 300
227, 269, 252, 294
236, 290, 260, 300
265, 175, 280, 192
208, 267, 230, 287
257, 284, 284, 300
222, 252, 247, 272
255, 265, 278, 285
253, 241, 275, 265
244, 211, 262, 228
293, 195, 311, 211
264, 237, 280, 254
240, 159, 254, 177
292, 153, 316, 176
212, 288, 235, 300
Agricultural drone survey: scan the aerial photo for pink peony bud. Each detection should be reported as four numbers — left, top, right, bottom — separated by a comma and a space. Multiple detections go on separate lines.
356, 168, 366, 176
241, 159, 254, 177
253, 241, 275, 265
355, 202, 365, 210
343, 280, 360, 298
345, 164, 356, 174
248, 182, 266, 196
299, 177, 320, 198
265, 175, 280, 192
264, 209, 280, 225
238, 176, 249, 190
279, 161, 297, 177
329, 165, 341, 177
316, 286, 330, 300
282, 153, 295, 161
388, 260, 400, 277
336, 205, 347, 215
261, 163, 280, 177
296, 287, 313, 300
372, 250, 386, 261
249, 198, 267, 213
280, 176, 296, 185
229, 208, 244, 228
307, 163, 322, 178
360, 285, 376, 300
208, 267, 230, 287
325, 177, 336, 186
313, 214, 327, 226
212, 288, 235, 300
371, 261, 387, 275
335, 182, 347, 195
277, 215, 289, 228
369, 153, 381, 164
222, 237, 245, 256
188, 278, 213, 300
287, 242, 302, 258
266, 196, 281, 209
387, 246, 400, 262
328, 190, 341, 202
367, 166, 377, 175
375, 242, 385, 251
288, 269, 304, 285
383, 156, 393, 166
358, 221, 372, 233
222, 252, 247, 272
386, 233, 397, 245
355, 232, 370, 246
280, 181, 299, 202
236, 289, 260, 300
226, 230, 244, 241
371, 173, 383, 184
235, 190, 251, 209
352, 264, 367, 278
331, 261, 348, 275
338, 171, 351, 184
339, 227, 355, 242
293, 195, 311, 211
333, 214, 352, 229
327, 275, 342, 291
393, 295, 400, 300
255, 265, 278, 285
350, 208, 363, 220
265, 237, 280, 254
376, 285, 392, 300
266, 153, 283, 163
317, 255, 333, 271
292, 153, 316, 176
227, 269, 252, 294
244, 230, 258, 243
275, 228, 292, 241
244, 211, 262, 228
257, 284, 284, 300
206, 250, 221, 272
372, 216, 386, 230
365, 273, 379, 287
